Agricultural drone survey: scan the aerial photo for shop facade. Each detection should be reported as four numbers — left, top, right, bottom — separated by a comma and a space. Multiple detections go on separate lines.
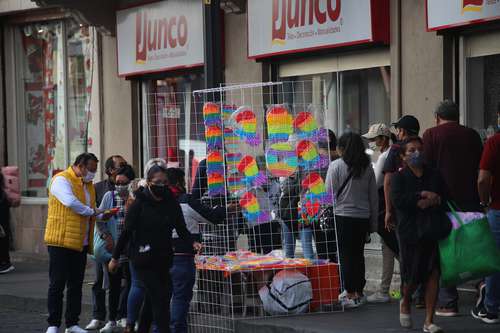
427, 0, 500, 142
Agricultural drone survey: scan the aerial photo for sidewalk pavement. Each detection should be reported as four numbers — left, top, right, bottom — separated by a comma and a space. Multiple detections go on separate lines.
1, 253, 499, 333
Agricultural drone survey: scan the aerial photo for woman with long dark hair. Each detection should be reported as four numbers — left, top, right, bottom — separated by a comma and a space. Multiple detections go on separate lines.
325, 132, 378, 308
109, 163, 201, 333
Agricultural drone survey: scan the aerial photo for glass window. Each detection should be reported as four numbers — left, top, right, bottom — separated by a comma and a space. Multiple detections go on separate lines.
281, 66, 391, 136
14, 21, 93, 197
141, 73, 205, 190
466, 54, 500, 142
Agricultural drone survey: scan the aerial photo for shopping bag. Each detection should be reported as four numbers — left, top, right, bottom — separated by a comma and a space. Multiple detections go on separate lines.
439, 203, 500, 287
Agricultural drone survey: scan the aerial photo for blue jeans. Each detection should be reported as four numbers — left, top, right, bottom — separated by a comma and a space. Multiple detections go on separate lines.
281, 223, 315, 260
127, 262, 145, 326
170, 255, 196, 333
485, 209, 500, 313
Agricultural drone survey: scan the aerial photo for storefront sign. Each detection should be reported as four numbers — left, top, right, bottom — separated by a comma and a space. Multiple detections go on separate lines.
117, 0, 204, 76
247, 0, 389, 59
427, 0, 500, 31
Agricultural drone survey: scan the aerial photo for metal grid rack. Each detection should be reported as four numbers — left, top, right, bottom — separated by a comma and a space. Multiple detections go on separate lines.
144, 81, 343, 332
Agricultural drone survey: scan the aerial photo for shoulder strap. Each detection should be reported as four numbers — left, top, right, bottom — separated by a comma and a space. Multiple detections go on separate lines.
336, 170, 354, 199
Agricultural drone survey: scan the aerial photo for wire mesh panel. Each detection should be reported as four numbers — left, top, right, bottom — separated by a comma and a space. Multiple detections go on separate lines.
144, 81, 342, 333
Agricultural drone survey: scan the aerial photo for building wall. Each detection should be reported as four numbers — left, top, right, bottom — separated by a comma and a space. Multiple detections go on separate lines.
101, 35, 134, 167
400, 0, 444, 132
224, 13, 262, 86
0, 0, 36, 14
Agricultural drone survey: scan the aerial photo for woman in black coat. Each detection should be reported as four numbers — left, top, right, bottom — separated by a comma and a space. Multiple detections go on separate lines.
391, 137, 447, 333
109, 164, 201, 333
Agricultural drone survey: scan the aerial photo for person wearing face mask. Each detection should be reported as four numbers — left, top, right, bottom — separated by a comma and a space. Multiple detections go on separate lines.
45, 153, 106, 333
422, 100, 483, 317
86, 165, 136, 333
391, 137, 447, 333
363, 124, 399, 304
109, 163, 202, 333
95, 155, 127, 207
87, 155, 128, 332
382, 116, 426, 307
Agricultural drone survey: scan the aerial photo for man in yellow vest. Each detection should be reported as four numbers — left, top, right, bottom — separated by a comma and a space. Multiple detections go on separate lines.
45, 153, 102, 333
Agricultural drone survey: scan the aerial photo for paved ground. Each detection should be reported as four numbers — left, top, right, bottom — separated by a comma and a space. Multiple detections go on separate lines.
1, 254, 499, 333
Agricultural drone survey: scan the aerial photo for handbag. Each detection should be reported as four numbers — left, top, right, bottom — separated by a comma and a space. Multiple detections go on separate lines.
439, 204, 500, 287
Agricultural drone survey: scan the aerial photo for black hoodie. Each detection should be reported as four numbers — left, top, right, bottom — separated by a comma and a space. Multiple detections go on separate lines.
112, 186, 192, 264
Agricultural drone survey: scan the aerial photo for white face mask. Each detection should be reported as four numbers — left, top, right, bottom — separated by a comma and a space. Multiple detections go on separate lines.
83, 171, 96, 183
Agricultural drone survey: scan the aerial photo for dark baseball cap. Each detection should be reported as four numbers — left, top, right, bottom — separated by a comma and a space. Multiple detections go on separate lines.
392, 115, 420, 134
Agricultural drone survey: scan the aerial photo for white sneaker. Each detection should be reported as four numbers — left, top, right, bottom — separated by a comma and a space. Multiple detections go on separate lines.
338, 290, 348, 301
367, 292, 390, 303
100, 321, 119, 333
117, 318, 127, 328
46, 327, 59, 333
65, 325, 88, 333
85, 319, 105, 330
341, 297, 363, 309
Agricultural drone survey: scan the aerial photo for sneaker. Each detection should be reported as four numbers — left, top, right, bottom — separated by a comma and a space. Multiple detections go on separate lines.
85, 319, 105, 330
476, 282, 486, 308
423, 323, 444, 332
338, 290, 348, 301
46, 327, 59, 333
117, 318, 127, 328
65, 325, 88, 333
0, 263, 14, 274
435, 307, 459, 317
341, 297, 364, 309
367, 292, 390, 303
100, 321, 120, 333
471, 305, 500, 324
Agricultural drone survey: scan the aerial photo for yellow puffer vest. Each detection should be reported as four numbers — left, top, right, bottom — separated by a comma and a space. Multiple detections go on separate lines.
44, 166, 96, 252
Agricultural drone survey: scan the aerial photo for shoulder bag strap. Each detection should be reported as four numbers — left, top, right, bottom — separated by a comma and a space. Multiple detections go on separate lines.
336, 170, 354, 199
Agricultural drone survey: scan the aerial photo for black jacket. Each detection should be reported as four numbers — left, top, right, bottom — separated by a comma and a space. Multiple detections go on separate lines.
112, 186, 192, 263
391, 166, 446, 243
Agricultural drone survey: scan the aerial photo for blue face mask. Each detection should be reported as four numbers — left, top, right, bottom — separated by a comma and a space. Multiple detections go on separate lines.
407, 150, 424, 168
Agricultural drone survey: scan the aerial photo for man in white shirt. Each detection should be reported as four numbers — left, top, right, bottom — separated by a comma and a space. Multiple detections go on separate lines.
45, 153, 107, 333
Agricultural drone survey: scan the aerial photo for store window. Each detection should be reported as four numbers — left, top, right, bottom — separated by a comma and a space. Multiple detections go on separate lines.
141, 73, 205, 190
13, 20, 94, 197
466, 54, 500, 142
281, 66, 391, 136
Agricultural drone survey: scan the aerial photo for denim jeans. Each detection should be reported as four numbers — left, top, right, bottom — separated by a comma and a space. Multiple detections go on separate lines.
127, 262, 145, 326
170, 255, 196, 333
485, 209, 500, 313
281, 223, 315, 260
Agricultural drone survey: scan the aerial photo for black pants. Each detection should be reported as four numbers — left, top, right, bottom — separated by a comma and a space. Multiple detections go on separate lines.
92, 263, 128, 321
313, 219, 338, 263
136, 264, 172, 333
0, 213, 11, 264
336, 216, 369, 294
47, 246, 87, 327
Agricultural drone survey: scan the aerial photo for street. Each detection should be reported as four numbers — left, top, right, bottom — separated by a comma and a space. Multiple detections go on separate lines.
1, 259, 498, 333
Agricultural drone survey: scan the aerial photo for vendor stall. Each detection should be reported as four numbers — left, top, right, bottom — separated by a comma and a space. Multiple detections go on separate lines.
146, 81, 342, 332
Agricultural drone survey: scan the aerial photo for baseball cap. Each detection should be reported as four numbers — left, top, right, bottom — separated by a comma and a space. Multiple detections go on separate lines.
392, 115, 420, 134
362, 123, 391, 139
